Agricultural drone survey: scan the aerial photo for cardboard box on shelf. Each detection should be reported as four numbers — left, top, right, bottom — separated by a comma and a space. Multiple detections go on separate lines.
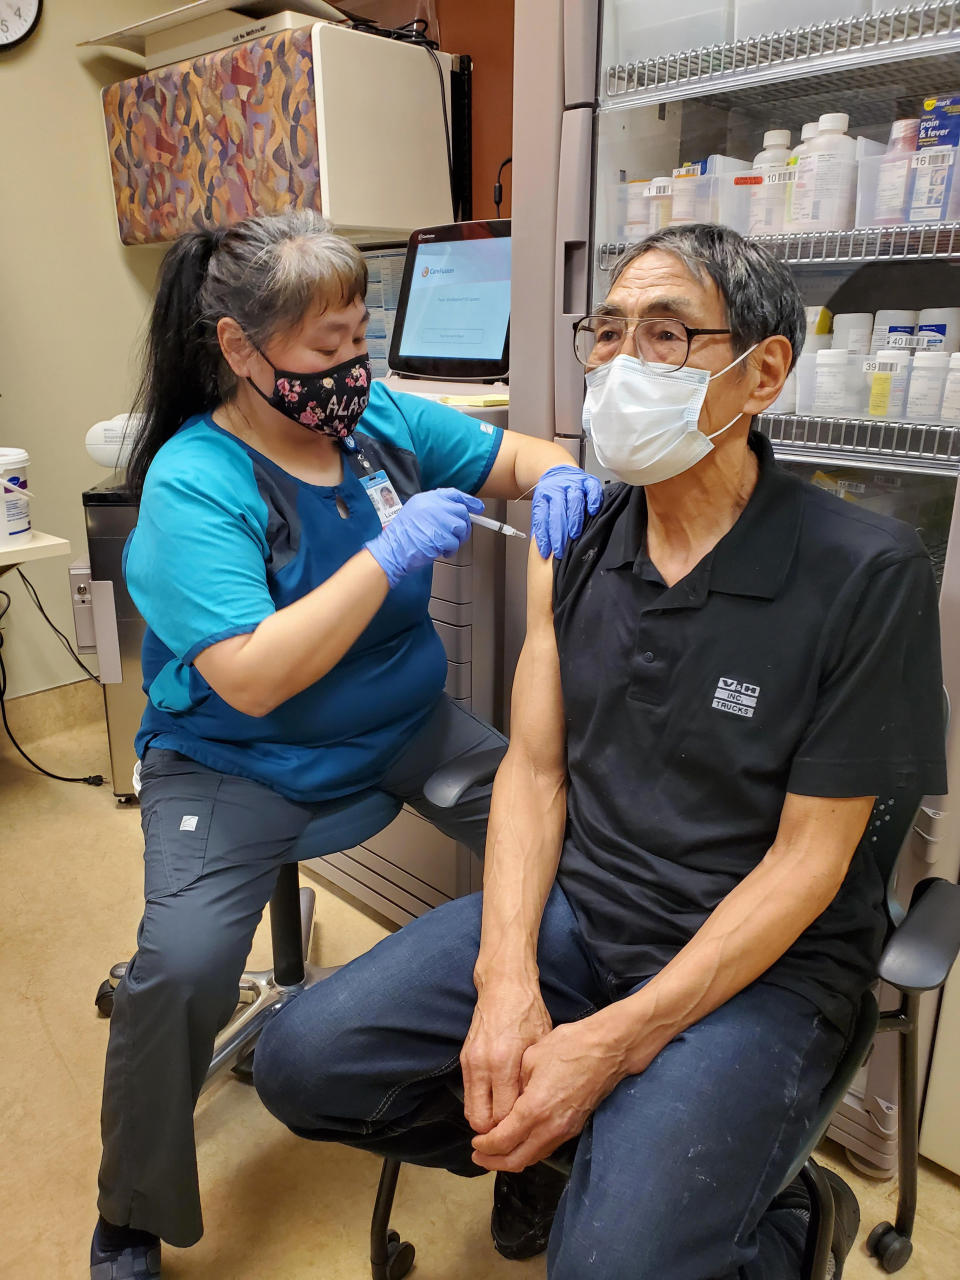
918, 95, 960, 150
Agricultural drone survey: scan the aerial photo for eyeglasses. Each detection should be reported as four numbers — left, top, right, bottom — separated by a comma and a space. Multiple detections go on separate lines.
572, 315, 732, 371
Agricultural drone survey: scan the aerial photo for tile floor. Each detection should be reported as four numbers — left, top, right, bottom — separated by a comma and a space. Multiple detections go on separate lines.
2, 712, 958, 1279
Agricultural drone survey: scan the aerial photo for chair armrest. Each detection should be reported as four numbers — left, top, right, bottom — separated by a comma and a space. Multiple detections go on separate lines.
878, 877, 960, 993
423, 746, 507, 810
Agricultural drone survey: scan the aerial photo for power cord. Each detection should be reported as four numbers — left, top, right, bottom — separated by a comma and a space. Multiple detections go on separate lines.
494, 156, 512, 216
342, 14, 455, 210
17, 568, 100, 683
0, 580, 104, 786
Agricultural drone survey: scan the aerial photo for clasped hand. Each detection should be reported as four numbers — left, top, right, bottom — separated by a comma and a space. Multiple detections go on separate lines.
461, 984, 626, 1174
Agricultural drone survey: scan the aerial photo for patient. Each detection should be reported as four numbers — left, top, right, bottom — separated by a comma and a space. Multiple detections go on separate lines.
255, 225, 946, 1278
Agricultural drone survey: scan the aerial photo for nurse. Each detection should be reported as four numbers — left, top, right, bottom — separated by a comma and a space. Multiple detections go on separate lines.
92, 210, 600, 1279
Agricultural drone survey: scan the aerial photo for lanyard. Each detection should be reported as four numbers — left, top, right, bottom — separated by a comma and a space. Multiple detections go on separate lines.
339, 434, 376, 480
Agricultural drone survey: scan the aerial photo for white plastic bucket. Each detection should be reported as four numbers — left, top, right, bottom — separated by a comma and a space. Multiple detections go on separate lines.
0, 447, 32, 549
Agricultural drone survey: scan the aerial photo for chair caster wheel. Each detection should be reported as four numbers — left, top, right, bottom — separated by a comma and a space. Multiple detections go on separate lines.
231, 1049, 256, 1085
867, 1221, 913, 1273
95, 979, 115, 1018
386, 1230, 415, 1279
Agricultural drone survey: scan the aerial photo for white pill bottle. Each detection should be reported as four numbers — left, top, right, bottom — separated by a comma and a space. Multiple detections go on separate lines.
905, 351, 950, 422
748, 129, 793, 236
917, 308, 960, 354
791, 113, 857, 233
939, 353, 960, 425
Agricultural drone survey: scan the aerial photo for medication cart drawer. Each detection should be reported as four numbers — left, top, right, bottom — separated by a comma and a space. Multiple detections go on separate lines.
432, 562, 473, 603
445, 660, 472, 700
434, 620, 472, 663
362, 807, 460, 899
429, 597, 472, 626
317, 853, 435, 922
441, 538, 472, 567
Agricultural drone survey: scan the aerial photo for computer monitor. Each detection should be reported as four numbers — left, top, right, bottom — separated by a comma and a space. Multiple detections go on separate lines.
388, 219, 510, 382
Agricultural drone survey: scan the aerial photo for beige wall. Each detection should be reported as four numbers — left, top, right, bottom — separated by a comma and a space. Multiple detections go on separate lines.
0, 1, 165, 699
0, 2, 515, 702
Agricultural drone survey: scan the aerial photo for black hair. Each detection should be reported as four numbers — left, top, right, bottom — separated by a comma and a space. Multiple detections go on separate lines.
611, 224, 806, 372
125, 211, 368, 496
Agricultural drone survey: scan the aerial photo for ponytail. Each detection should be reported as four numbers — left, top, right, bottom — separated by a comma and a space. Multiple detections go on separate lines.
125, 212, 367, 496
125, 230, 224, 497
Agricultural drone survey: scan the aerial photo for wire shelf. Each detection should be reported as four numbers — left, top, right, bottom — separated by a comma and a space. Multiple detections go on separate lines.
596, 223, 960, 271
756, 222, 960, 262
758, 413, 960, 473
603, 2, 960, 107
689, 51, 960, 131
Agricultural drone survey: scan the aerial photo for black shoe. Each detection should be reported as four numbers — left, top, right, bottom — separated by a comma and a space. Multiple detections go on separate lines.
491, 1163, 569, 1260
824, 1169, 860, 1278
769, 1169, 860, 1279
90, 1222, 161, 1279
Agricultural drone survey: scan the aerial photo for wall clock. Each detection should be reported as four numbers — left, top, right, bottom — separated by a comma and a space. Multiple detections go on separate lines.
0, 1, 42, 52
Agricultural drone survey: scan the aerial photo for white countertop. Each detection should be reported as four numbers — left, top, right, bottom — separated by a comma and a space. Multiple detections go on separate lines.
0, 531, 72, 570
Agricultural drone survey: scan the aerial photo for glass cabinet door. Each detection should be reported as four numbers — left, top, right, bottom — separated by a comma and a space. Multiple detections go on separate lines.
593, 5, 960, 297
590, 4, 960, 459
778, 462, 956, 589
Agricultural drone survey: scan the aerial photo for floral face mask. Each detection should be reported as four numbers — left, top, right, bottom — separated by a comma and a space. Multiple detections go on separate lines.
249, 348, 371, 440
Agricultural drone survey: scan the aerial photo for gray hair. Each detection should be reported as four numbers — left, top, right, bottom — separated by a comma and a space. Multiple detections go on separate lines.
126, 210, 369, 494
204, 209, 368, 395
611, 224, 806, 371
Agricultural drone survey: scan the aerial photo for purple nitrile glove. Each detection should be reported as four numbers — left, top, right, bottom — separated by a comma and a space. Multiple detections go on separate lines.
530, 465, 604, 559
366, 488, 485, 588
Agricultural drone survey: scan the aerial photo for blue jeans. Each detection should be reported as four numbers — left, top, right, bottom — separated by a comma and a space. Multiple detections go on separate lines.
255, 885, 849, 1279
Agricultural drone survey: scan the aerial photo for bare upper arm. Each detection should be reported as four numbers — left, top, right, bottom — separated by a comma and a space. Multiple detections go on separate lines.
476, 431, 522, 500
772, 792, 876, 885
193, 633, 264, 716
503, 540, 566, 779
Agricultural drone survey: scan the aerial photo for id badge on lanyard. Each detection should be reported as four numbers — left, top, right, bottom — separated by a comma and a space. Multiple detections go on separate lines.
340, 436, 403, 529
360, 470, 403, 527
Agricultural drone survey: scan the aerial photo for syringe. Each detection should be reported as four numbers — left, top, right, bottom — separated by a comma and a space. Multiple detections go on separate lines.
470, 513, 527, 539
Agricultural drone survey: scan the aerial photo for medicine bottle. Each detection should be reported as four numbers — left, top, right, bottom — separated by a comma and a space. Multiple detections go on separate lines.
784, 123, 818, 232
905, 351, 950, 422
865, 349, 911, 420
939, 353, 960, 425
874, 119, 921, 225
917, 307, 960, 354
791, 113, 857, 232
831, 313, 873, 355
748, 130, 793, 235
646, 177, 673, 230
813, 349, 859, 417
870, 309, 917, 355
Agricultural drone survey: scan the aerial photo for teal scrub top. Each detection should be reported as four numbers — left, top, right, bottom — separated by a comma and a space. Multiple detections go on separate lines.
125, 382, 503, 802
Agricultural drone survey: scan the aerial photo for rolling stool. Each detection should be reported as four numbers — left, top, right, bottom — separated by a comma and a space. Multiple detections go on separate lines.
96, 748, 506, 1280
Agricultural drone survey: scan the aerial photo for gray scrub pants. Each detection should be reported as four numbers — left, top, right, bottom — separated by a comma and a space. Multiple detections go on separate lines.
97, 696, 506, 1248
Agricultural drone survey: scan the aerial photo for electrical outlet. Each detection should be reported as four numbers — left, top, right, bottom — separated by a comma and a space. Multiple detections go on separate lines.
69, 559, 97, 653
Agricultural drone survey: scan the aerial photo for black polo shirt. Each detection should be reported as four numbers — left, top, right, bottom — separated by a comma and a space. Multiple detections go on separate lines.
553, 432, 946, 1031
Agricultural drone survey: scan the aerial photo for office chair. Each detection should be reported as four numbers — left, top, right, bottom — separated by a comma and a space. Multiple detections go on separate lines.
369, 778, 960, 1280
94, 746, 505, 1280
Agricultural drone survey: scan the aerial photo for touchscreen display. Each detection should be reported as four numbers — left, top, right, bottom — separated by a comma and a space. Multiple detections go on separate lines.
397, 236, 511, 361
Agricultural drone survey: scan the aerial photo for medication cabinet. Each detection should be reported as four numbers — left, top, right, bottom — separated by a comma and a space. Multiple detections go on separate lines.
590, 2, 960, 1179
304, 387, 508, 927
94, 21, 456, 245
